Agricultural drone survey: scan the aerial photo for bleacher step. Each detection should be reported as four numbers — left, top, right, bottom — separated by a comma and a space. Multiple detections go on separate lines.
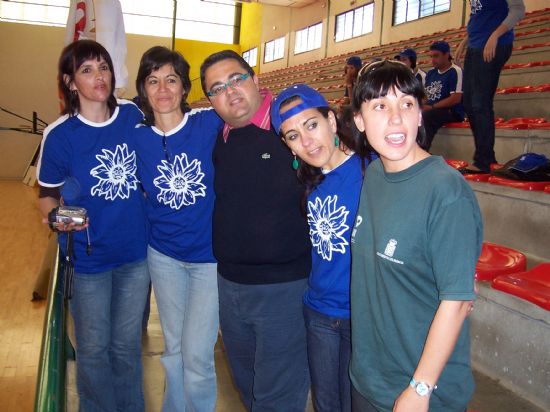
471, 281, 550, 411
494, 92, 550, 119
468, 181, 550, 263
431, 127, 550, 166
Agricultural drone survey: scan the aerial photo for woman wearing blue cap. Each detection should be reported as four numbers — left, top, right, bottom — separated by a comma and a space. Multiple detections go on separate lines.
271, 84, 374, 412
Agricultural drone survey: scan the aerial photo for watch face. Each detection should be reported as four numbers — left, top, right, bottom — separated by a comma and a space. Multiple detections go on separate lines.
416, 382, 430, 396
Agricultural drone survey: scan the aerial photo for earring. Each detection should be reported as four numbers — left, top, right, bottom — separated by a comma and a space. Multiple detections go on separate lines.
71, 89, 78, 98
292, 156, 299, 170
334, 135, 340, 147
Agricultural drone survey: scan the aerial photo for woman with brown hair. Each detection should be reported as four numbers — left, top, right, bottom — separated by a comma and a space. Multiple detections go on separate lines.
37, 39, 149, 411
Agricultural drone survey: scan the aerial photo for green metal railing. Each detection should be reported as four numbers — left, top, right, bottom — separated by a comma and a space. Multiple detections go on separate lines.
34, 250, 69, 412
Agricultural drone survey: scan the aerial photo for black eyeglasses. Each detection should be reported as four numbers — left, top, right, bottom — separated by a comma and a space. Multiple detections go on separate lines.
162, 134, 171, 162
206, 73, 251, 97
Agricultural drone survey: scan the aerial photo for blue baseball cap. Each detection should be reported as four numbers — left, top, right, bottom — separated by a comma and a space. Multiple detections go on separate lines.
346, 56, 362, 69
271, 84, 329, 134
430, 40, 451, 54
510, 153, 549, 173
395, 48, 417, 60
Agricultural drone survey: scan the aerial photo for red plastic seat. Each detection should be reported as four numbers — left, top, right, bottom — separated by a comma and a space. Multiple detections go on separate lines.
488, 176, 550, 191
517, 85, 537, 93
527, 122, 550, 129
496, 85, 539, 94
495, 122, 530, 129
443, 121, 470, 128
529, 60, 550, 67
476, 242, 526, 282
496, 117, 547, 130
495, 87, 513, 94
504, 62, 529, 69
445, 159, 468, 169
492, 263, 550, 311
464, 173, 491, 182
505, 117, 546, 124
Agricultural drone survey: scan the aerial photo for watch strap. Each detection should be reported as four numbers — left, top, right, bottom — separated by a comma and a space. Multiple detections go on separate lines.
409, 377, 437, 396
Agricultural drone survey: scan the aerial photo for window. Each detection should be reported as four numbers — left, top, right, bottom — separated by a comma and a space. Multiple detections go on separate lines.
294, 22, 322, 54
0, 0, 238, 43
0, 0, 69, 26
393, 0, 450, 25
243, 48, 258, 68
123, 0, 237, 43
264, 36, 285, 63
334, 3, 374, 43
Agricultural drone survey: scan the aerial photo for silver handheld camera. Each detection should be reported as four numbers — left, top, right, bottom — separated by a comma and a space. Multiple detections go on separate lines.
48, 206, 88, 230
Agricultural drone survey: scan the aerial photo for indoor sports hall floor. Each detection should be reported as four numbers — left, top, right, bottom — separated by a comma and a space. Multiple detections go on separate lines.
0, 180, 546, 412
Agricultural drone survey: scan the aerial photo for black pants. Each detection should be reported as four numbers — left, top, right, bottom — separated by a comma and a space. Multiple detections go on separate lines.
463, 43, 513, 172
422, 107, 463, 151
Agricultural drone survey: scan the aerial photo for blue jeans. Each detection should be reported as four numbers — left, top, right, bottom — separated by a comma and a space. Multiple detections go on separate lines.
69, 259, 149, 412
218, 275, 310, 412
304, 305, 351, 412
148, 246, 219, 412
463, 44, 513, 172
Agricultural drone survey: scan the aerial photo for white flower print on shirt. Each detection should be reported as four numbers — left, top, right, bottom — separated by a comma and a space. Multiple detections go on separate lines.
90, 143, 139, 200
307, 195, 349, 261
470, 0, 482, 14
154, 153, 206, 209
425, 80, 443, 102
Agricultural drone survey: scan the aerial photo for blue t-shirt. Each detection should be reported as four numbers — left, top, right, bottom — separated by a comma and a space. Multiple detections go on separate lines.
425, 64, 465, 120
468, 0, 514, 49
37, 101, 148, 274
304, 153, 367, 319
415, 68, 426, 86
132, 108, 223, 263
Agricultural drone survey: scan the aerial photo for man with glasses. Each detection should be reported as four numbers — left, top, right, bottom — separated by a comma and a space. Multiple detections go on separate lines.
200, 50, 311, 412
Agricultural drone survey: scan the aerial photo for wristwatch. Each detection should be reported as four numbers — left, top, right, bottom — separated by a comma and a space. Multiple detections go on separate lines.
409, 378, 437, 396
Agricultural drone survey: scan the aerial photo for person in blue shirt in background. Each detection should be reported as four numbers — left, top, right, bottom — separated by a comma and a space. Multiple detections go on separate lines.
343, 56, 362, 105
456, 0, 525, 172
37, 40, 149, 412
395, 48, 426, 86
272, 84, 374, 412
422, 41, 465, 151
133, 46, 223, 412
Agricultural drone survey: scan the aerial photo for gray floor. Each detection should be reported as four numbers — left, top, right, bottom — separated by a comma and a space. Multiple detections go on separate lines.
67, 291, 546, 412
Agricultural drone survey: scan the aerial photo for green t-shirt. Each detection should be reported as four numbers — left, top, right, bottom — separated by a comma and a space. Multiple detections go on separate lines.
350, 156, 482, 412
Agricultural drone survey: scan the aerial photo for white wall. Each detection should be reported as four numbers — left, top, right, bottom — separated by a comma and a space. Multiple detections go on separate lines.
258, 0, 548, 74
0, 21, 170, 179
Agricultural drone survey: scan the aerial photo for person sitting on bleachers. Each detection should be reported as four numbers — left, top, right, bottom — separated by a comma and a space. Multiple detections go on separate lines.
422, 41, 465, 150
343, 56, 362, 105
395, 48, 426, 86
